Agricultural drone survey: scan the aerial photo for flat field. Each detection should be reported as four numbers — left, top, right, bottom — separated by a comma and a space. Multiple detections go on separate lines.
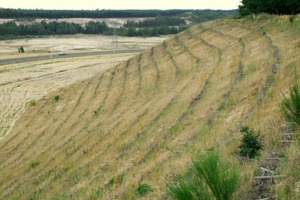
0, 34, 168, 59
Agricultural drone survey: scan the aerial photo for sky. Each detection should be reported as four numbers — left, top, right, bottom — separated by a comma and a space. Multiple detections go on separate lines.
0, 0, 241, 10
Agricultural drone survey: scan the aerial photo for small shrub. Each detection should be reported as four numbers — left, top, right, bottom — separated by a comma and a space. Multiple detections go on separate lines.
18, 46, 24, 53
28, 99, 36, 107
281, 84, 300, 128
54, 95, 60, 102
289, 15, 296, 24
239, 126, 263, 159
136, 183, 153, 196
167, 150, 240, 200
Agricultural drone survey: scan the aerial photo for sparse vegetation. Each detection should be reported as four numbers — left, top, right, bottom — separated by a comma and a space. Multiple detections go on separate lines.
50, 191, 68, 200
276, 83, 300, 199
239, 126, 263, 159
167, 151, 240, 200
30, 161, 39, 168
90, 187, 102, 199
276, 144, 300, 199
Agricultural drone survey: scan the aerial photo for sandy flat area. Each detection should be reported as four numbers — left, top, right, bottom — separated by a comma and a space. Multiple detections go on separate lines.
0, 34, 168, 59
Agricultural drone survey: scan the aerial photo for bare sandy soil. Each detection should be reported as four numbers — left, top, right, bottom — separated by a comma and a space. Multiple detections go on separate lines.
0, 34, 168, 59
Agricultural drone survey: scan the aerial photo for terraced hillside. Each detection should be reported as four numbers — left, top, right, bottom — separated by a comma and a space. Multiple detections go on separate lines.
0, 53, 140, 138
0, 15, 300, 199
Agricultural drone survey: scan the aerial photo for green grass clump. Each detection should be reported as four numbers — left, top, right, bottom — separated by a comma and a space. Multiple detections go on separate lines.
30, 161, 39, 168
90, 187, 102, 199
281, 84, 300, 128
50, 191, 68, 200
28, 99, 36, 107
167, 150, 240, 200
136, 183, 153, 196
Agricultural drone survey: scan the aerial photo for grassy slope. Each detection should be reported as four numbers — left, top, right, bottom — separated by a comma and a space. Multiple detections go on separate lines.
0, 15, 299, 199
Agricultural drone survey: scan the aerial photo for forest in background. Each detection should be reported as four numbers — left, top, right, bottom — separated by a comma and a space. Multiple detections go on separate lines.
239, 0, 300, 15
0, 9, 237, 39
0, 9, 191, 18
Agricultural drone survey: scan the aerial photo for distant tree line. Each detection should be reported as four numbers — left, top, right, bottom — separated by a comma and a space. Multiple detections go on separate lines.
122, 16, 188, 36
124, 16, 186, 28
0, 9, 238, 39
0, 8, 237, 21
0, 20, 188, 38
0, 9, 190, 19
122, 25, 188, 37
0, 21, 84, 36
239, 0, 300, 16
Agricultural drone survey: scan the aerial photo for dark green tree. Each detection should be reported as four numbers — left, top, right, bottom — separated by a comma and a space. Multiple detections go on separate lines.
239, 0, 300, 16
239, 126, 263, 159
18, 46, 24, 53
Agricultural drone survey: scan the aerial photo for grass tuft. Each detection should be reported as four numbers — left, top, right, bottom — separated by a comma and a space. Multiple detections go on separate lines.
28, 99, 37, 107
30, 161, 40, 168
54, 95, 60, 102
281, 84, 300, 128
90, 187, 102, 199
167, 150, 240, 200
136, 183, 153, 196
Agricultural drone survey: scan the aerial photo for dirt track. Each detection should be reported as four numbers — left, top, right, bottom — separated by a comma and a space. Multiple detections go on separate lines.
0, 34, 168, 59
0, 49, 143, 65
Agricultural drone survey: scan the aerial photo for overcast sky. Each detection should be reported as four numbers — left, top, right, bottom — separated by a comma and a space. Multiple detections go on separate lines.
0, 0, 240, 10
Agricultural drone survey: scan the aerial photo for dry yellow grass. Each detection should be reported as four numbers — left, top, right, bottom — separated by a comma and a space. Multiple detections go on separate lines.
0, 15, 300, 199
0, 53, 141, 138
